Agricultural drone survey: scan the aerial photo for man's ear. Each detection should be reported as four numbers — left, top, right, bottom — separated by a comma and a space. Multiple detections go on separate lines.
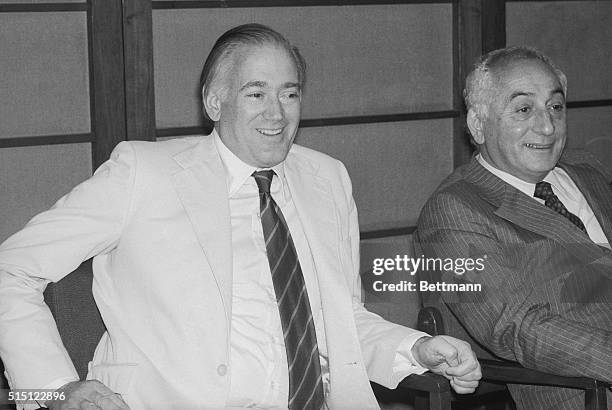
467, 108, 485, 145
203, 89, 222, 122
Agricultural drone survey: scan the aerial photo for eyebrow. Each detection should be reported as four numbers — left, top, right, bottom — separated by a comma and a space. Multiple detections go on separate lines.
239, 80, 301, 92
508, 87, 565, 102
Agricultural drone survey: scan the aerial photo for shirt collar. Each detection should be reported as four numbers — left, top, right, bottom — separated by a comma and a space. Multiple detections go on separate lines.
543, 167, 576, 200
213, 129, 287, 198
477, 154, 578, 202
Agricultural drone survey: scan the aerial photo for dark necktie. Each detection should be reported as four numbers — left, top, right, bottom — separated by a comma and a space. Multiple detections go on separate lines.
534, 181, 588, 234
252, 170, 324, 410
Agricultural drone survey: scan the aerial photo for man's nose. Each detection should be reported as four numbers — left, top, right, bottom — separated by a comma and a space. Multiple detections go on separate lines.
264, 97, 284, 121
533, 109, 555, 136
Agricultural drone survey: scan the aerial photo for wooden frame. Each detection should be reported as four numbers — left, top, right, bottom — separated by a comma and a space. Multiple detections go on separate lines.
2, 0, 612, 404
88, 0, 127, 167
0, 3, 87, 12
152, 0, 454, 9
2, 0, 612, 234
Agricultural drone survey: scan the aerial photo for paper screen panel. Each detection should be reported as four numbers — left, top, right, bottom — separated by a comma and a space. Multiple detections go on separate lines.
153, 4, 452, 129
0, 144, 92, 242
360, 235, 420, 328
565, 106, 612, 174
0, 12, 90, 138
506, 1, 612, 101
296, 119, 453, 231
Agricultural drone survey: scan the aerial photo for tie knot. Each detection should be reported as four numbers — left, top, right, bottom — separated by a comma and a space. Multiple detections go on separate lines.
534, 181, 553, 200
252, 170, 275, 194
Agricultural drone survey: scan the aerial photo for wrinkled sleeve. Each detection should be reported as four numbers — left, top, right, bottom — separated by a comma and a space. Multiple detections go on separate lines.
417, 191, 612, 383
0, 142, 137, 395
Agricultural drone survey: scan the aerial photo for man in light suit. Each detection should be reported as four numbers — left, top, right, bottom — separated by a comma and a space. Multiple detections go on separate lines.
417, 46, 612, 409
0, 24, 480, 410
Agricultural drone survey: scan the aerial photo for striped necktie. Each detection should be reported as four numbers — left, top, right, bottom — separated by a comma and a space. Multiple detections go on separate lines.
252, 170, 324, 410
534, 181, 587, 234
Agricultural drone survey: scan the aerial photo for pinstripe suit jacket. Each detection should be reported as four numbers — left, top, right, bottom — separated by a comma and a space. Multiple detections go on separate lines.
417, 155, 612, 409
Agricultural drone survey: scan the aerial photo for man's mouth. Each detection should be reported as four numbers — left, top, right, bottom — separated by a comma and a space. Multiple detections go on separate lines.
524, 143, 554, 150
256, 128, 283, 136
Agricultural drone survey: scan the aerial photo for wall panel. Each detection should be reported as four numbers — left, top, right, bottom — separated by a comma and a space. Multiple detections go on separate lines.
566, 106, 612, 173
0, 144, 92, 242
360, 235, 419, 328
506, 1, 612, 101
152, 4, 453, 129
506, 1, 612, 173
296, 119, 453, 231
0, 12, 90, 138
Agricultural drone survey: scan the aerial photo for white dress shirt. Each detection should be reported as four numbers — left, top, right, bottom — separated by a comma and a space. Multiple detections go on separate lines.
215, 133, 428, 408
214, 135, 330, 408
477, 154, 610, 248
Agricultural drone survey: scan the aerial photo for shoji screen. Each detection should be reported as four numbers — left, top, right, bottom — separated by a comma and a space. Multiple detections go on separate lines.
507, 0, 612, 172
152, 3, 454, 233
0, 3, 92, 242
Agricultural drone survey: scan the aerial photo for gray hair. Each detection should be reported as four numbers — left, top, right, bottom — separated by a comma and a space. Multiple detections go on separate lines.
463, 46, 568, 117
199, 23, 307, 123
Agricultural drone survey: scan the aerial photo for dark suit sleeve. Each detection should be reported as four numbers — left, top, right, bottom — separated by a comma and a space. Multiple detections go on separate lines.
417, 191, 612, 384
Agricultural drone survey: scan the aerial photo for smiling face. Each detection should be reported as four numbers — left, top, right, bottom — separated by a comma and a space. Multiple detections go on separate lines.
205, 44, 301, 168
469, 58, 567, 183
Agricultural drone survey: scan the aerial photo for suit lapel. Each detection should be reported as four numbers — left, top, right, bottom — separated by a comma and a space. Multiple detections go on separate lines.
284, 153, 368, 401
495, 184, 593, 245
171, 136, 233, 323
561, 163, 612, 245
467, 160, 602, 262
284, 154, 337, 260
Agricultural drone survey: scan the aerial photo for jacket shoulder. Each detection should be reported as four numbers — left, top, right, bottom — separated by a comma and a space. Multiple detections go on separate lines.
429, 162, 484, 202
102, 137, 204, 173
288, 143, 348, 176
290, 143, 342, 165
418, 163, 499, 232
122, 137, 201, 159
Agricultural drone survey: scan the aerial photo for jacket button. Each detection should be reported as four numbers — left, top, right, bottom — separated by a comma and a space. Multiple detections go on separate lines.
217, 364, 228, 376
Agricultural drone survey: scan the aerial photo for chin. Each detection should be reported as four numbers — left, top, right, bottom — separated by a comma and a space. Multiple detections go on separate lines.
527, 150, 561, 166
258, 153, 289, 168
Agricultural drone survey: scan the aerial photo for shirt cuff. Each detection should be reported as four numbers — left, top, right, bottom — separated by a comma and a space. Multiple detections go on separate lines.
42, 376, 79, 391
6, 372, 78, 410
389, 332, 430, 388
16, 377, 79, 410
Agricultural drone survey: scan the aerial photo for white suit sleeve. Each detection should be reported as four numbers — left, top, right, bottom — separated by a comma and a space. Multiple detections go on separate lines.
0, 142, 136, 393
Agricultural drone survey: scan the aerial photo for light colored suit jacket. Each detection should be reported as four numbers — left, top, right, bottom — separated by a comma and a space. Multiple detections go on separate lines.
0, 135, 419, 409
417, 155, 612, 410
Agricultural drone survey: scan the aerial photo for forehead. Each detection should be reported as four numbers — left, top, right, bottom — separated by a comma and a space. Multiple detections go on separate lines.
231, 44, 298, 86
492, 59, 562, 100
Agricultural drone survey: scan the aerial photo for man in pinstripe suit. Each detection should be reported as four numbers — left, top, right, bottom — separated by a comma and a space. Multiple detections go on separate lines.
417, 46, 612, 409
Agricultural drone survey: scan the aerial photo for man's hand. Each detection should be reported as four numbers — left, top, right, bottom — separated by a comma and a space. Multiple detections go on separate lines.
411, 335, 482, 394
45, 380, 130, 410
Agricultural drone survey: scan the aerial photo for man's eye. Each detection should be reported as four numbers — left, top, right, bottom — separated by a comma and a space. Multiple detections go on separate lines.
551, 103, 565, 112
281, 91, 300, 100
247, 92, 263, 99
517, 106, 531, 114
